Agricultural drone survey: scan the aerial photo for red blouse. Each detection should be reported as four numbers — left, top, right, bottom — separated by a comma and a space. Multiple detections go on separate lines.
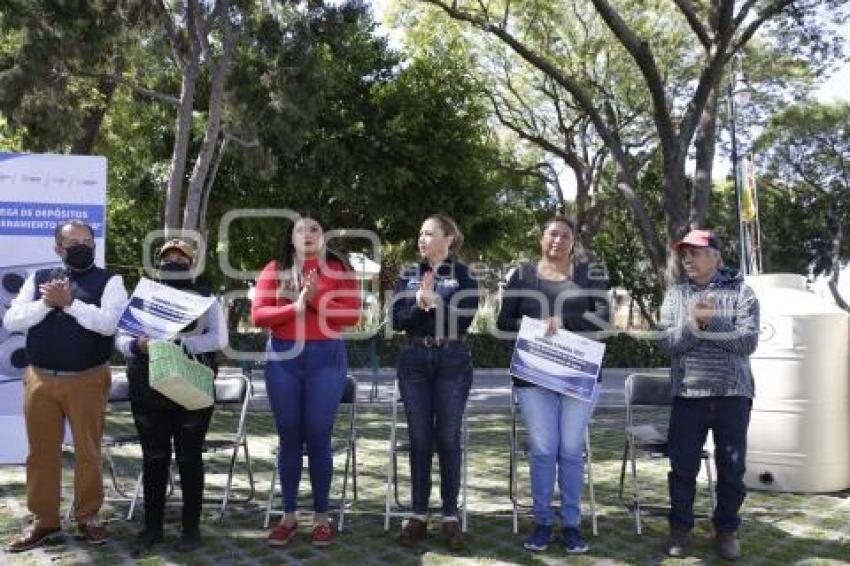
251, 257, 361, 340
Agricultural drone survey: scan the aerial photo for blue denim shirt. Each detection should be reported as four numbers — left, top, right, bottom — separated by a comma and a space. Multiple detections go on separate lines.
391, 256, 480, 339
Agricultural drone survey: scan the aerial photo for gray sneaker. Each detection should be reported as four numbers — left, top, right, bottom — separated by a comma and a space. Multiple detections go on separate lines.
666, 528, 689, 558
716, 531, 740, 561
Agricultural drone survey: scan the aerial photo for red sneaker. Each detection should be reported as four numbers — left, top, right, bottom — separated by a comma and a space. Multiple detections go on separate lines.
267, 521, 298, 546
311, 523, 334, 547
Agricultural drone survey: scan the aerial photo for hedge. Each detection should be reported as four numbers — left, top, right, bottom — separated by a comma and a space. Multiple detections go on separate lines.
224, 331, 668, 369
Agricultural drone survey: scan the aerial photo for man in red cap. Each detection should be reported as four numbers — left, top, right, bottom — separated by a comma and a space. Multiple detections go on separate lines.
658, 229, 760, 561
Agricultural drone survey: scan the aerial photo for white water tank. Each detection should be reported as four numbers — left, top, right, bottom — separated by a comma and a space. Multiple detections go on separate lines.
744, 273, 850, 492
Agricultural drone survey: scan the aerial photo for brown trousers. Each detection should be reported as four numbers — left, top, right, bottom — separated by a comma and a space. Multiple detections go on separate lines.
23, 365, 111, 528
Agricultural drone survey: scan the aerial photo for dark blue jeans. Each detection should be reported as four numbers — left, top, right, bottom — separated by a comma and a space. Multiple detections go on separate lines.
397, 343, 473, 517
265, 339, 348, 514
668, 396, 752, 533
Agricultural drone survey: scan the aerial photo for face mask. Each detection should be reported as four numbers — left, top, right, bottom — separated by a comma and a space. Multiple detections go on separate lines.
159, 261, 193, 289
63, 244, 94, 271
160, 261, 191, 273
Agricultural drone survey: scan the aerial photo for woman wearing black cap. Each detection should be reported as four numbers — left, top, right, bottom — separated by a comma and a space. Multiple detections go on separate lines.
117, 239, 227, 555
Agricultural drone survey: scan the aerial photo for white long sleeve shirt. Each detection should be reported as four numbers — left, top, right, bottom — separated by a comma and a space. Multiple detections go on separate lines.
3, 271, 128, 336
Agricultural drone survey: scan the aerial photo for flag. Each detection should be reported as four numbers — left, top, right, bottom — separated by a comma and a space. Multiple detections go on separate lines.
741, 157, 757, 223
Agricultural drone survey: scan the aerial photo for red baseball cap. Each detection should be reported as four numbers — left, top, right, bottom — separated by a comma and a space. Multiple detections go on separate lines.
672, 229, 721, 251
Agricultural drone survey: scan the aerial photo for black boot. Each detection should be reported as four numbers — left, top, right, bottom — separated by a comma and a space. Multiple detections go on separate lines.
173, 530, 202, 553
131, 528, 164, 557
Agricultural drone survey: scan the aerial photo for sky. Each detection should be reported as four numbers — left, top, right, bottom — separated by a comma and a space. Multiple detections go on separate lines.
816, 58, 850, 102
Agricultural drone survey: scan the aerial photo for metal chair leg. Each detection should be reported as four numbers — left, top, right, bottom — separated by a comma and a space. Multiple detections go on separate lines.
243, 441, 256, 503
618, 441, 629, 501
264, 447, 279, 529
585, 427, 598, 537
629, 440, 642, 535
127, 470, 143, 521
339, 438, 353, 532
461, 415, 468, 534
351, 434, 358, 501
218, 444, 240, 521
510, 418, 519, 535
384, 384, 398, 532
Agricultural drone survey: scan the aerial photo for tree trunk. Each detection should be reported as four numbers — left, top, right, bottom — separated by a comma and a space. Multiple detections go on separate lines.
198, 136, 229, 238
573, 165, 590, 245
690, 88, 719, 228
183, 1, 233, 231
827, 205, 849, 311
663, 148, 690, 242
182, 64, 231, 230
615, 164, 667, 274
164, 60, 199, 232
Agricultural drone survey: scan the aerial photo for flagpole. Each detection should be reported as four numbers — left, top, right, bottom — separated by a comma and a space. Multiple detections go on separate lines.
728, 55, 748, 276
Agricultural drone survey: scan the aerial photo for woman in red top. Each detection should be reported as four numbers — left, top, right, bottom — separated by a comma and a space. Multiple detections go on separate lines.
252, 211, 359, 547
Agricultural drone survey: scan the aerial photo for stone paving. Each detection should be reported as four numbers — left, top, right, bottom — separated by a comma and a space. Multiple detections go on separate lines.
1, 371, 849, 565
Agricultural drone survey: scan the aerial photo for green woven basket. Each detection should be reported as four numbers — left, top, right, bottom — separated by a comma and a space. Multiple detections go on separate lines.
148, 340, 214, 410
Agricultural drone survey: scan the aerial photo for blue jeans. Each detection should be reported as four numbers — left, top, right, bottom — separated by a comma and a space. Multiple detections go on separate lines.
265, 339, 348, 514
396, 343, 473, 517
668, 396, 752, 533
516, 385, 596, 528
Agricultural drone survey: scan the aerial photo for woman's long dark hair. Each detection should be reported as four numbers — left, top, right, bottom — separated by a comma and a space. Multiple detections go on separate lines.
277, 208, 351, 272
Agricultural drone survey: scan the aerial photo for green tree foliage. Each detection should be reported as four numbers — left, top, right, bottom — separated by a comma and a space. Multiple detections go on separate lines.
0, 0, 151, 153
400, 0, 849, 281
755, 100, 850, 308
0, 1, 544, 291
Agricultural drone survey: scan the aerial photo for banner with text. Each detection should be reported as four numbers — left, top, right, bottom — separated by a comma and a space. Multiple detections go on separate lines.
0, 152, 107, 464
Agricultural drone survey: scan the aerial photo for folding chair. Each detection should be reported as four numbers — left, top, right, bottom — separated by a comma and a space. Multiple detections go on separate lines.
100, 373, 148, 521
115, 373, 255, 521
264, 373, 359, 530
203, 373, 256, 521
346, 335, 381, 402
509, 386, 597, 536
384, 379, 469, 533
619, 372, 715, 534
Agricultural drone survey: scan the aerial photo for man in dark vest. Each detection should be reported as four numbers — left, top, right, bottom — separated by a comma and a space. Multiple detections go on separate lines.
4, 220, 128, 552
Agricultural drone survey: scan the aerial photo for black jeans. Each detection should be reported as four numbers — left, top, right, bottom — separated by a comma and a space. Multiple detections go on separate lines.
668, 396, 752, 533
131, 401, 214, 535
396, 343, 473, 517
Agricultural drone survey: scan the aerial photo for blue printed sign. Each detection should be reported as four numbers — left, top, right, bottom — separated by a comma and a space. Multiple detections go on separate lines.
509, 316, 605, 403
0, 201, 105, 237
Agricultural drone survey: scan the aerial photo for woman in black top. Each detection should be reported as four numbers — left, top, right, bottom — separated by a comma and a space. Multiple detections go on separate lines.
391, 214, 479, 551
497, 216, 609, 555
117, 239, 227, 555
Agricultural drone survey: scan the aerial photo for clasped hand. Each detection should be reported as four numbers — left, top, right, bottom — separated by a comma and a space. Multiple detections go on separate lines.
40, 279, 73, 308
416, 271, 437, 310
294, 269, 319, 314
690, 294, 716, 329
